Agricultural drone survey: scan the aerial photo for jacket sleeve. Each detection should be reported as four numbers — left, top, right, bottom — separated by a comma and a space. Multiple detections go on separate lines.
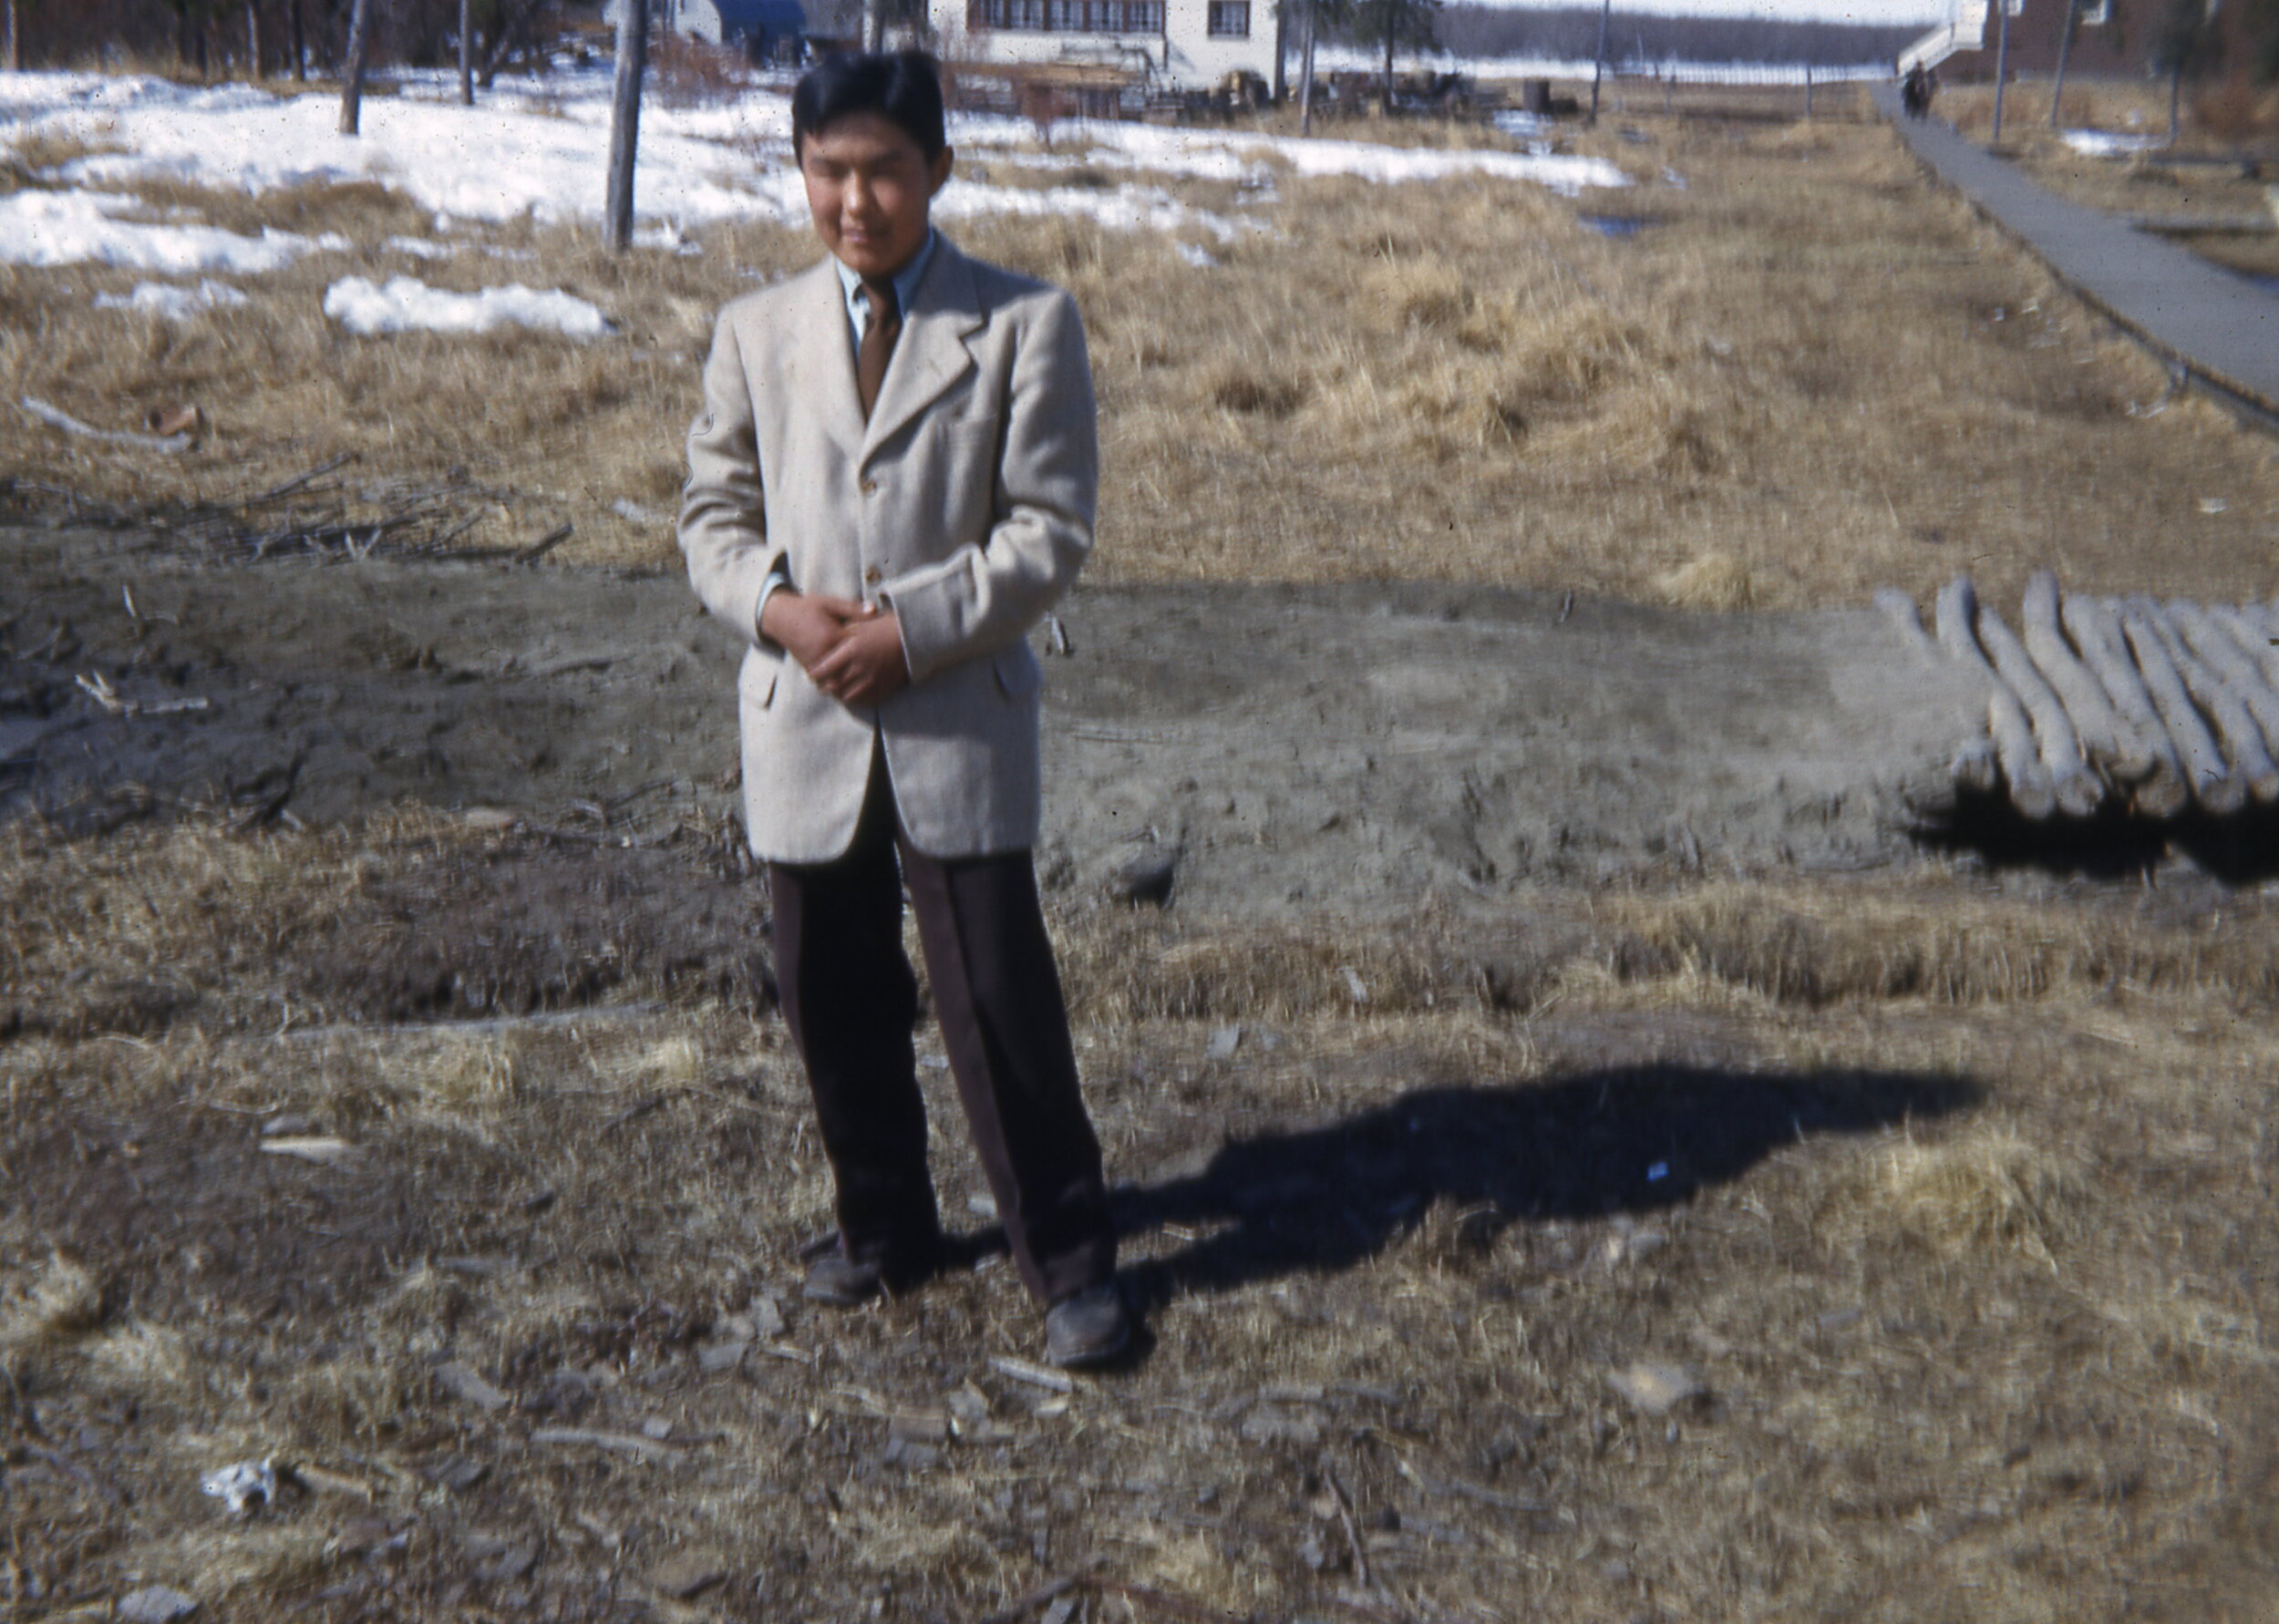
880, 287, 1097, 684
678, 309, 785, 651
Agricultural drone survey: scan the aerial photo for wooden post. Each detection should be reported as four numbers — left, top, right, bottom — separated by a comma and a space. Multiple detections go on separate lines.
244, 0, 263, 78
1975, 597, 2104, 816
5, 0, 21, 73
1803, 64, 1812, 120
1934, 577, 2056, 818
605, 0, 648, 253
1877, 588, 1998, 795
2137, 601, 2279, 803
339, 0, 373, 136
459, 0, 475, 104
1589, 0, 1610, 124
2049, 0, 2079, 128
289, 0, 305, 79
2171, 601, 2279, 757
2061, 594, 2188, 817
2118, 600, 2241, 812
1298, 0, 1316, 135
1990, 0, 2012, 145
2020, 570, 2152, 783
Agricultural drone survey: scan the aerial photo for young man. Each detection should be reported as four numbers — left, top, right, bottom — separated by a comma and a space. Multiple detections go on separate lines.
677, 52, 1129, 1367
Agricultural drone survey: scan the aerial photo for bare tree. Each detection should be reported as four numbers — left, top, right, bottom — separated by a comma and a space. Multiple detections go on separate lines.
340, 0, 372, 134
605, 0, 647, 252
289, 0, 304, 78
5, 0, 20, 73
243, 0, 261, 77
459, 0, 474, 102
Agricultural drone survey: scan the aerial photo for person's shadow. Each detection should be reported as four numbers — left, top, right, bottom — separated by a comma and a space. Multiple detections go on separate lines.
1100, 1063, 1979, 1309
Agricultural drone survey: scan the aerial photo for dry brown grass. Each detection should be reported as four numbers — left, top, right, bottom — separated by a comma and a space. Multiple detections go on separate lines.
4, 808, 2279, 1619
7, 98, 2279, 604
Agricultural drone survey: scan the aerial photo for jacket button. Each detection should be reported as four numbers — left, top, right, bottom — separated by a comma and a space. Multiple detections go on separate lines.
863, 566, 883, 585
859, 478, 878, 496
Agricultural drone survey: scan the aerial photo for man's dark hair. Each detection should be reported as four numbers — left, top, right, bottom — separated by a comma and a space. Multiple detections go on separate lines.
792, 52, 948, 162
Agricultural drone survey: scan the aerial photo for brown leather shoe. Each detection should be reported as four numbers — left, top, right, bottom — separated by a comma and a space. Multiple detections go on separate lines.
1044, 1281, 1131, 1368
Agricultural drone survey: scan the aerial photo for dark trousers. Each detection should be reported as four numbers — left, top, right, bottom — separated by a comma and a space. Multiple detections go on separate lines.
768, 748, 1115, 1304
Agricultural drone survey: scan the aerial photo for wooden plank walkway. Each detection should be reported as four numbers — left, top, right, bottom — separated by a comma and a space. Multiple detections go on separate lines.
1878, 86, 2279, 415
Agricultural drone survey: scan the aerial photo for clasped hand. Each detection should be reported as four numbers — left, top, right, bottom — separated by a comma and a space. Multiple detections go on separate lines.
761, 590, 911, 709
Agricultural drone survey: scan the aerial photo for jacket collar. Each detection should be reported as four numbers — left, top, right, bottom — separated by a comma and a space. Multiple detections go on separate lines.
861, 234, 985, 461
788, 236, 986, 466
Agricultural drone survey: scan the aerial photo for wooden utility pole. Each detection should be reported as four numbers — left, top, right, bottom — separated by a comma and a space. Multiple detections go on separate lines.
2050, 0, 2080, 127
605, 0, 648, 252
1589, 0, 1610, 123
244, 0, 263, 78
339, 0, 372, 134
459, 0, 474, 103
1298, 0, 1317, 134
1990, 0, 2013, 143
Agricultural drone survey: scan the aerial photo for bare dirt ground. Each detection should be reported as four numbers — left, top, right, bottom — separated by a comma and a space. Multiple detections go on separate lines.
6, 518, 2279, 1624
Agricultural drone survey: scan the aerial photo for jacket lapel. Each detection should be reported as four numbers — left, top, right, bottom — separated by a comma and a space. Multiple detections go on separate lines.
784, 257, 866, 460
861, 238, 985, 463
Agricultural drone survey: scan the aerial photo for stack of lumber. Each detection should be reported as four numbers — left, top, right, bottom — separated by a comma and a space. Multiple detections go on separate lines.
1878, 571, 2279, 819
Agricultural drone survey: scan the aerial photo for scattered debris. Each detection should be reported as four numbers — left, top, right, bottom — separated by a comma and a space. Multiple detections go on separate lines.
419, 1454, 489, 1493
531, 1425, 680, 1461
74, 672, 210, 718
462, 1532, 540, 1583
199, 1458, 276, 1516
696, 1335, 751, 1375
118, 1586, 200, 1623
259, 1135, 361, 1167
989, 1354, 1075, 1394
1240, 1406, 1325, 1447
22, 396, 193, 454
513, 521, 576, 566
435, 1359, 511, 1413
144, 404, 208, 440
651, 1552, 730, 1599
1607, 1360, 1707, 1417
1205, 1023, 1243, 1060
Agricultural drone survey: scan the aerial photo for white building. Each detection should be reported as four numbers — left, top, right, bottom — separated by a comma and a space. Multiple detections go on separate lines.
926, 0, 1281, 93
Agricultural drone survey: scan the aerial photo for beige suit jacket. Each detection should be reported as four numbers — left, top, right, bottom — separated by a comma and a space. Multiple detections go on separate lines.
678, 237, 1098, 862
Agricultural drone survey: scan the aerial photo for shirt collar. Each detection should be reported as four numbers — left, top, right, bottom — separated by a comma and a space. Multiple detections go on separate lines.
835, 228, 936, 327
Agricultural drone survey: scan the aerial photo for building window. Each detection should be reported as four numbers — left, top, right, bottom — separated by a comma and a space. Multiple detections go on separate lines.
969, 0, 1159, 27
2079, 0, 2110, 20
1207, 0, 1248, 34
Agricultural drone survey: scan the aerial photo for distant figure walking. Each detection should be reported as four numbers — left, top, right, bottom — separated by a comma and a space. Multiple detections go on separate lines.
1901, 62, 1933, 121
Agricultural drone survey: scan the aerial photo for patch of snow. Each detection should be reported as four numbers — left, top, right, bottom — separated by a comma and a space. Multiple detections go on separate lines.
1175, 242, 1220, 268
2061, 128, 2163, 158
0, 66, 1622, 252
323, 274, 614, 339
385, 234, 457, 259
0, 188, 315, 272
92, 278, 250, 318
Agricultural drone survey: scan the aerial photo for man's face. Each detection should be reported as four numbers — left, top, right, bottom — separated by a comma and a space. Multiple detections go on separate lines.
799, 111, 954, 281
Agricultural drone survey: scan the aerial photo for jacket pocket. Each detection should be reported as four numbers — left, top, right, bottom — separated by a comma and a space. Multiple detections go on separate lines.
740, 653, 781, 710
994, 646, 1042, 699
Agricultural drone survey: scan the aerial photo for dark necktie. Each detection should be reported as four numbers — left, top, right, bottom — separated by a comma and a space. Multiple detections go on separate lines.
856, 279, 901, 421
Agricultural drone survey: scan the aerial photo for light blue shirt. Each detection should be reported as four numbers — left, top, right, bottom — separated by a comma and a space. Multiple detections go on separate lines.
835, 228, 937, 347
758, 231, 940, 635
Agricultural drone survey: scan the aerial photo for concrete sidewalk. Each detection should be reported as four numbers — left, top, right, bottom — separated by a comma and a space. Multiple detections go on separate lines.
1877, 85, 2279, 414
